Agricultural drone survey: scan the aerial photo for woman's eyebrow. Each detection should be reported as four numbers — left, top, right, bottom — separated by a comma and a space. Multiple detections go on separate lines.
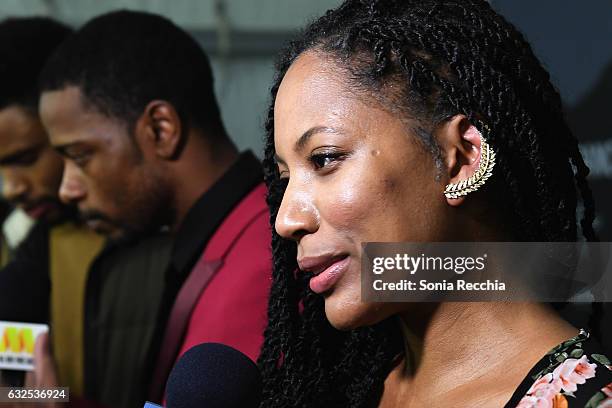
294, 126, 343, 152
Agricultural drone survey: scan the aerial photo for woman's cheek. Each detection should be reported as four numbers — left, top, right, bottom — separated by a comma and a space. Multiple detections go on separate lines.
323, 176, 371, 230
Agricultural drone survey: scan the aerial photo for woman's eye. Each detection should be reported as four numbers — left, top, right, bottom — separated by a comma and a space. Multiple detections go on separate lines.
310, 152, 344, 170
278, 169, 289, 179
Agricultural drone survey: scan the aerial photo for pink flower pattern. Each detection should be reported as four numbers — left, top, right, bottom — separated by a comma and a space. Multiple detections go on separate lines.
512, 331, 611, 408
516, 354, 608, 407
552, 355, 597, 393
598, 383, 612, 408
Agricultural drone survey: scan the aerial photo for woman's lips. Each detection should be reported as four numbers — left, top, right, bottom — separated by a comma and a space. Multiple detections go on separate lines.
305, 256, 351, 294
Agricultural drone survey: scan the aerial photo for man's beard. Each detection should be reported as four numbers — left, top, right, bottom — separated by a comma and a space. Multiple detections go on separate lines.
79, 183, 173, 242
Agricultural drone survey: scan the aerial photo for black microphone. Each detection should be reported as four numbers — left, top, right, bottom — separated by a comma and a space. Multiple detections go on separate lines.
165, 343, 262, 408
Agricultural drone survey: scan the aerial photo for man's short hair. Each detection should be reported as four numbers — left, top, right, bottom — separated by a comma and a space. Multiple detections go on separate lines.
0, 17, 72, 112
40, 10, 224, 135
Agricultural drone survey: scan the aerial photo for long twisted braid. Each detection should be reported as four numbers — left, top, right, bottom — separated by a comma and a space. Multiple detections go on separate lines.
258, 1, 598, 406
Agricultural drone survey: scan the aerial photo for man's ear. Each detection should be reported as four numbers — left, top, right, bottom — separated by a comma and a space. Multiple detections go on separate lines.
435, 115, 482, 207
135, 100, 183, 160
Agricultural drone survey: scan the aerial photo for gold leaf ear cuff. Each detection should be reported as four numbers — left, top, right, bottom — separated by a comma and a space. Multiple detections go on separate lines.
443, 129, 496, 199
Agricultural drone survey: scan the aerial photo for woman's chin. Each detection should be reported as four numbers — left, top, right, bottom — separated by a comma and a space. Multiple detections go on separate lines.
323, 292, 390, 331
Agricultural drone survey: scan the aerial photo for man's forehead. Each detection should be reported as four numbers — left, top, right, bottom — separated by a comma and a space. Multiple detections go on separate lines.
39, 86, 140, 159
0, 106, 46, 153
39, 86, 87, 124
0, 105, 37, 130
40, 86, 115, 146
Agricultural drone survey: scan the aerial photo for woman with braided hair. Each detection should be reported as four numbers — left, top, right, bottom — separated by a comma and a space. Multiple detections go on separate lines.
259, 0, 611, 406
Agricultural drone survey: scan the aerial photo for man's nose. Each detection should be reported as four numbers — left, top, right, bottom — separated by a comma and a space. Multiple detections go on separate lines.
58, 164, 86, 204
2, 173, 29, 204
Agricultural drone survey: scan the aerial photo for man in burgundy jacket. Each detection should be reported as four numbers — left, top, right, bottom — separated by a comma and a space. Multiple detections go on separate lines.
35, 11, 271, 408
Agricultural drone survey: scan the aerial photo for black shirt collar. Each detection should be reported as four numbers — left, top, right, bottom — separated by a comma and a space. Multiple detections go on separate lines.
170, 150, 264, 277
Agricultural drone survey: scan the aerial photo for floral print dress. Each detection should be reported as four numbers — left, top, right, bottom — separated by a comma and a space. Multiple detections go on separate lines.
505, 330, 612, 408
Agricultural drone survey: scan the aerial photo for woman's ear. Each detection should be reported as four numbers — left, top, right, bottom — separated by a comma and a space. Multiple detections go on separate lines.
435, 115, 487, 207
135, 100, 183, 160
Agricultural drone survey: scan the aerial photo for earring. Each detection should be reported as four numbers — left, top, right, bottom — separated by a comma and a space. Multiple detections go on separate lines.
443, 128, 496, 199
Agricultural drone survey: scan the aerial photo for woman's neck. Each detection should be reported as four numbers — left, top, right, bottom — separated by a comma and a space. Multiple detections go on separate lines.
384, 302, 578, 407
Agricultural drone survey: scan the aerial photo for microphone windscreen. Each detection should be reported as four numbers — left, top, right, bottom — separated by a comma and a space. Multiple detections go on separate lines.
165, 343, 262, 408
